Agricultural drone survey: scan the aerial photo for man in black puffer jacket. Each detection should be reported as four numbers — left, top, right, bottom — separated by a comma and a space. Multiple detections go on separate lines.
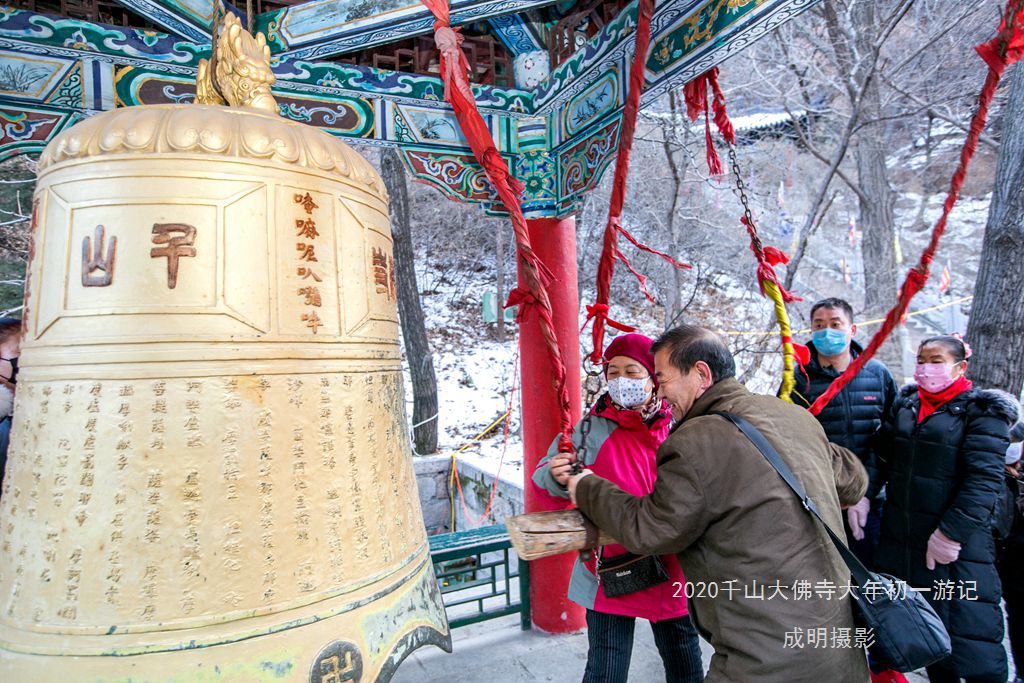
788, 298, 898, 568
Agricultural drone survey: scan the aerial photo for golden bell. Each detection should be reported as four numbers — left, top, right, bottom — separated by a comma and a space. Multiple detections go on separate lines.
0, 101, 450, 681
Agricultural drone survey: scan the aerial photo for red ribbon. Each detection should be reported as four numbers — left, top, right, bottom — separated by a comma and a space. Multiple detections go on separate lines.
683, 67, 735, 176
584, 0, 690, 362
583, 303, 637, 334
420, 0, 576, 447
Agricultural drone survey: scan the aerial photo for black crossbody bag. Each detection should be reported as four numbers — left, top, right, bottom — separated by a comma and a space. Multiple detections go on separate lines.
596, 549, 670, 598
712, 411, 952, 673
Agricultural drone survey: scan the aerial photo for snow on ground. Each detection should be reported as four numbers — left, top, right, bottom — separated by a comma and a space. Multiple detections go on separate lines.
400, 253, 797, 483
401, 265, 525, 482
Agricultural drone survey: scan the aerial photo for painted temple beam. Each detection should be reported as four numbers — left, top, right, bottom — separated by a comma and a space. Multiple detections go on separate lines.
112, 0, 221, 42
253, 0, 565, 62
0, 0, 824, 220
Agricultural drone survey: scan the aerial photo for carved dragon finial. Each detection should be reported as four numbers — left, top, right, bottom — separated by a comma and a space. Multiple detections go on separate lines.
195, 12, 278, 113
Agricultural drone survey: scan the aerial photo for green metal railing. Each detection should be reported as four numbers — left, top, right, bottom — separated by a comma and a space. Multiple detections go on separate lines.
428, 524, 531, 630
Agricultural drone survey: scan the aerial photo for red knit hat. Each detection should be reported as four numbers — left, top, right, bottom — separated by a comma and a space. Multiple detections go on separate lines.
603, 333, 657, 388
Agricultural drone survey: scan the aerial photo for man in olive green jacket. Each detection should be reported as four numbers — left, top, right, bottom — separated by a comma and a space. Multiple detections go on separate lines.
566, 326, 870, 682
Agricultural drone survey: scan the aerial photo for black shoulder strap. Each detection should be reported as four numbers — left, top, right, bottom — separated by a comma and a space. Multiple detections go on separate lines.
709, 410, 873, 587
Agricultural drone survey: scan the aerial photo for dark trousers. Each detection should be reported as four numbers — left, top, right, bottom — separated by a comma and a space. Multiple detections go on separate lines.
582, 609, 703, 683
924, 663, 1006, 683
998, 548, 1024, 681
1008, 591, 1024, 681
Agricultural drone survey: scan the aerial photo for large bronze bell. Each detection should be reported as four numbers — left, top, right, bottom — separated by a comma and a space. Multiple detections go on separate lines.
0, 15, 450, 681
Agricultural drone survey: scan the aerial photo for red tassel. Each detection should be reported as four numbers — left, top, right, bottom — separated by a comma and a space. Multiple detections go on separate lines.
791, 342, 811, 367
704, 111, 723, 176
764, 245, 790, 267
708, 68, 736, 146
976, 0, 1024, 74
683, 74, 707, 122
582, 303, 637, 334
505, 287, 538, 322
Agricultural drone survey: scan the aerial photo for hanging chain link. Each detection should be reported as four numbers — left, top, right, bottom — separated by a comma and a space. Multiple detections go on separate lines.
581, 356, 605, 408
728, 145, 763, 255
570, 413, 592, 475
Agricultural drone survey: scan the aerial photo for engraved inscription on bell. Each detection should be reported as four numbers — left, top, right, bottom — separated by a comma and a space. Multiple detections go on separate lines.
0, 98, 449, 681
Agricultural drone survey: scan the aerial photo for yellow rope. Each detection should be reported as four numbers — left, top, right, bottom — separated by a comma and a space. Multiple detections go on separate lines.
713, 294, 973, 337
446, 409, 512, 532
762, 279, 796, 403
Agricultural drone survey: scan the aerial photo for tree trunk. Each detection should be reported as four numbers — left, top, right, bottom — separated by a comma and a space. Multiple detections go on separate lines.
855, 76, 901, 370
380, 148, 439, 454
661, 90, 686, 328
846, 0, 902, 370
966, 67, 1024, 396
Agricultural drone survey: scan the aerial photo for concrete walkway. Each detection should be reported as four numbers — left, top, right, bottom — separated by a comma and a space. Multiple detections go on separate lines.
393, 614, 933, 682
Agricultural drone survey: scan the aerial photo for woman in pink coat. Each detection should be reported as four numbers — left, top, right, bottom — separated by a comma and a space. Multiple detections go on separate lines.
533, 333, 703, 683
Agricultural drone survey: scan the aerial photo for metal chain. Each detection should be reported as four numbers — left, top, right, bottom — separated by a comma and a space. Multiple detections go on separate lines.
570, 413, 592, 475
728, 145, 763, 255
581, 356, 605, 408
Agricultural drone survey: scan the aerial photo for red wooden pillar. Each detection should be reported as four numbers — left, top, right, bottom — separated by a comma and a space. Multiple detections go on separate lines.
518, 215, 584, 633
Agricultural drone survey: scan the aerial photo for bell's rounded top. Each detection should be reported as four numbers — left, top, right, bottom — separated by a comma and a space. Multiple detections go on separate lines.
38, 104, 387, 201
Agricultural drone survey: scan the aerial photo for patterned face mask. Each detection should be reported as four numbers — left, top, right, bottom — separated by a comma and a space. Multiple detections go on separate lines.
914, 362, 957, 393
607, 376, 651, 409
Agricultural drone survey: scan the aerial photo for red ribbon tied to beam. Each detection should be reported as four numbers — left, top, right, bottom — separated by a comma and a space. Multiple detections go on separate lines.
585, 0, 691, 363
419, 0, 574, 452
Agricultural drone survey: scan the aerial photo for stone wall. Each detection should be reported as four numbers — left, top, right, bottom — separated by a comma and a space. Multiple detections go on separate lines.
414, 454, 454, 536
413, 455, 526, 535
452, 459, 524, 531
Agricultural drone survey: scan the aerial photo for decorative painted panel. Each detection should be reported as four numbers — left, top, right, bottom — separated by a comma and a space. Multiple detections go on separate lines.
45, 62, 82, 107
516, 149, 557, 218
0, 104, 78, 160
564, 70, 618, 137
0, 8, 206, 73
0, 49, 74, 100
557, 116, 620, 213
394, 106, 465, 146
258, 0, 562, 61
401, 149, 500, 204
115, 66, 376, 138
114, 0, 218, 41
488, 13, 544, 55
389, 104, 514, 152
272, 58, 535, 115
641, 0, 820, 104
648, 0, 772, 76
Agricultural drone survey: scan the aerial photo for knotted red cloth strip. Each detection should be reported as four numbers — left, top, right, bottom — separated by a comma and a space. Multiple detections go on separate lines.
809, 0, 1024, 416
741, 216, 802, 304
585, 0, 691, 363
419, 0, 574, 452
683, 67, 736, 175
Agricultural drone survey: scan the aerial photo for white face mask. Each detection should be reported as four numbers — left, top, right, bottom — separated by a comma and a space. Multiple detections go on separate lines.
1007, 441, 1022, 466
607, 376, 651, 409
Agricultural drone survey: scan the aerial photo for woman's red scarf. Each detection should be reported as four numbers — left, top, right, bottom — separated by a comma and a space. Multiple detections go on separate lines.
918, 376, 973, 422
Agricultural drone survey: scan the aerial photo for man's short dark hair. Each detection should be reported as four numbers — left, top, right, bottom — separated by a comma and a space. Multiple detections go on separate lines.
652, 325, 736, 383
810, 298, 854, 324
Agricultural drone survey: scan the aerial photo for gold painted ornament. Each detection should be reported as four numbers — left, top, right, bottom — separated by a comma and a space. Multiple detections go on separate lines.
0, 17, 449, 683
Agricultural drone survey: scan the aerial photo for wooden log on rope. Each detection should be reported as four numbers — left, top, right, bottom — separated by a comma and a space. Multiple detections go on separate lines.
506, 509, 618, 561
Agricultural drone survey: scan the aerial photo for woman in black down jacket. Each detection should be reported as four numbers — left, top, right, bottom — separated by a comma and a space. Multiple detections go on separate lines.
873, 336, 1017, 683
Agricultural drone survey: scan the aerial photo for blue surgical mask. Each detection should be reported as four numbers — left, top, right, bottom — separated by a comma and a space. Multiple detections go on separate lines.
812, 328, 849, 357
